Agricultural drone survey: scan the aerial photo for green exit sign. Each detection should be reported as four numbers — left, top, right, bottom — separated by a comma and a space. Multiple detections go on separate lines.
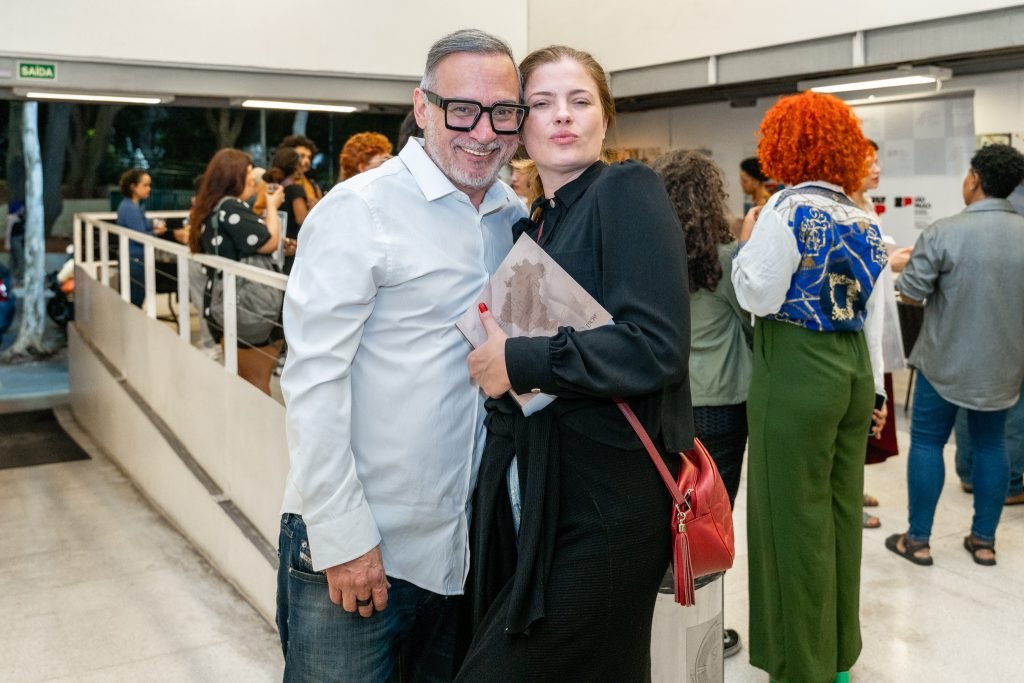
18, 62, 57, 80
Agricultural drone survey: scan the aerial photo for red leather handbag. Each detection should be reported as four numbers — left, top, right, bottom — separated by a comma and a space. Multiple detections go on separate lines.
616, 399, 736, 606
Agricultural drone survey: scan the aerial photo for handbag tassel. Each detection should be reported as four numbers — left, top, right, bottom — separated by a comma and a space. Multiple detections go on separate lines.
674, 530, 696, 606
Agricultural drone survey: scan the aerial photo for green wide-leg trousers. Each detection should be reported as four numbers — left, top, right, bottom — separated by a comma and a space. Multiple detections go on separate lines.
746, 319, 874, 683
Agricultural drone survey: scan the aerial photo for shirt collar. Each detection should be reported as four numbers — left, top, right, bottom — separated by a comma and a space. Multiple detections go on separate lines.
548, 161, 606, 210
398, 137, 514, 214
965, 197, 1016, 214
399, 137, 458, 202
794, 180, 845, 194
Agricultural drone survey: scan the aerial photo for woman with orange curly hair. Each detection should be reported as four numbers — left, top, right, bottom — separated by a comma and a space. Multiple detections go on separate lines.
338, 132, 394, 181
731, 92, 888, 683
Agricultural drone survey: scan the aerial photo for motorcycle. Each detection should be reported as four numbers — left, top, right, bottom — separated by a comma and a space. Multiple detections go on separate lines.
46, 246, 75, 329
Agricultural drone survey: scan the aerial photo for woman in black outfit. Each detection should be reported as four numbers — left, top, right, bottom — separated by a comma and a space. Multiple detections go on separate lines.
263, 146, 307, 274
459, 46, 692, 682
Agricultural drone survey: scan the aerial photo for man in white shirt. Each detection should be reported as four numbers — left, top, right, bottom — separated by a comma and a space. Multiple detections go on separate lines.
277, 29, 527, 681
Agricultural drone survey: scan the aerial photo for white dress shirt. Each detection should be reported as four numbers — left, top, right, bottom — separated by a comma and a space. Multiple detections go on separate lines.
280, 139, 524, 594
732, 181, 885, 394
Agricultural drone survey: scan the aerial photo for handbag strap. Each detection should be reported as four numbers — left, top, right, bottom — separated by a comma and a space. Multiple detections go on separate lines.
614, 398, 687, 507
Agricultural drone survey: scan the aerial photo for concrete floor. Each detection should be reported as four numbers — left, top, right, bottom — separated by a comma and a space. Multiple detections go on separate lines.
0, 408, 283, 683
1, 370, 1021, 681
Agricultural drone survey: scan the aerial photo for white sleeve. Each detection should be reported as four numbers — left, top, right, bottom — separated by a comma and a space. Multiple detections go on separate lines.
864, 277, 886, 395
731, 202, 802, 316
280, 190, 387, 571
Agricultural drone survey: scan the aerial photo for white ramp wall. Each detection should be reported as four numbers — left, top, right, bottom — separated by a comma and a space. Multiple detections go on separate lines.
69, 266, 289, 621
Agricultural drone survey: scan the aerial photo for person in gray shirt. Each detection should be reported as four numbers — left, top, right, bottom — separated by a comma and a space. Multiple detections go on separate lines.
886, 143, 1024, 568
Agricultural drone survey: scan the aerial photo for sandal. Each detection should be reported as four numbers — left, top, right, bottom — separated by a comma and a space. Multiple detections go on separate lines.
863, 493, 879, 507
885, 533, 933, 566
862, 510, 881, 529
963, 536, 997, 566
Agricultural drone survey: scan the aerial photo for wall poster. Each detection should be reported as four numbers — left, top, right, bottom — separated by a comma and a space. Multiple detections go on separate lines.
854, 91, 975, 247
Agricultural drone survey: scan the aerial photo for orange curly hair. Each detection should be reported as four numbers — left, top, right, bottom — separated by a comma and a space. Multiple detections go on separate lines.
339, 132, 394, 180
757, 92, 870, 195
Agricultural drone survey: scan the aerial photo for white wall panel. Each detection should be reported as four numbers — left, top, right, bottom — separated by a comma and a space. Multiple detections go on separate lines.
5, 1, 528, 79
528, 1, 1023, 72
613, 69, 1024, 218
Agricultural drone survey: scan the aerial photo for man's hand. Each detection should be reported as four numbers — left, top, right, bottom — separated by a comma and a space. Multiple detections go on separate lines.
468, 304, 511, 398
324, 545, 389, 618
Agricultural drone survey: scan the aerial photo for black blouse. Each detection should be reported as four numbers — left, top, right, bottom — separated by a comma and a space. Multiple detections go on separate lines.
504, 160, 694, 452
282, 183, 306, 239
200, 197, 271, 261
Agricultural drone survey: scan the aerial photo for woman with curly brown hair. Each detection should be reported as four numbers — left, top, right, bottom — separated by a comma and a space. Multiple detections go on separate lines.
338, 131, 393, 181
731, 92, 888, 683
654, 149, 752, 659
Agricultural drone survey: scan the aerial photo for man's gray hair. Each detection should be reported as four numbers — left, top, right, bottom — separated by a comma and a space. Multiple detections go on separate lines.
420, 29, 521, 95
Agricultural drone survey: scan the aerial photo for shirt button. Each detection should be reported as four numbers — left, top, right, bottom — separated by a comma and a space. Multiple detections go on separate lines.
548, 199, 555, 208
530, 388, 542, 394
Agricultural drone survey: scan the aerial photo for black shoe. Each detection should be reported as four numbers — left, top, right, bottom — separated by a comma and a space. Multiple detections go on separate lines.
723, 628, 742, 658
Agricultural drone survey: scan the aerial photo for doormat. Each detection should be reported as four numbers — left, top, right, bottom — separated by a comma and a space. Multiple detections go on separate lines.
0, 410, 90, 470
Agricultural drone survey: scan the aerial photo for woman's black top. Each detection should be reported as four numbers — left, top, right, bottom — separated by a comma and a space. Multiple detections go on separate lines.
282, 183, 306, 239
470, 160, 693, 638
200, 196, 271, 259
504, 160, 694, 451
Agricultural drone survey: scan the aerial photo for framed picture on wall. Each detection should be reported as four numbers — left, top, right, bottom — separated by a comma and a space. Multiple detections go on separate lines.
976, 133, 1011, 147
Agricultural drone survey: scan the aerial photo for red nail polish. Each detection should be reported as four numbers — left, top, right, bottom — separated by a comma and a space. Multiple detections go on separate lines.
478, 303, 488, 314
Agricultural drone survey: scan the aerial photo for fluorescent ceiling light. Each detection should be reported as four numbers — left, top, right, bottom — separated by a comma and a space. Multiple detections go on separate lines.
20, 91, 168, 104
798, 67, 951, 95
241, 99, 360, 113
811, 75, 937, 94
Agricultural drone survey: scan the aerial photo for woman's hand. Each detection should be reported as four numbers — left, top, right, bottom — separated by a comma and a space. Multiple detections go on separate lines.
739, 205, 762, 242
467, 304, 511, 398
172, 226, 190, 245
266, 185, 286, 211
888, 246, 912, 273
871, 401, 888, 438
284, 238, 297, 256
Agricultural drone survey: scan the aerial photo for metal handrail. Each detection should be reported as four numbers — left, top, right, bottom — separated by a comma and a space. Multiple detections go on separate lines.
74, 211, 288, 378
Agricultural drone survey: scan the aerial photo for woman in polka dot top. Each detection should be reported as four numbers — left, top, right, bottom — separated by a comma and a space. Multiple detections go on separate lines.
188, 148, 285, 394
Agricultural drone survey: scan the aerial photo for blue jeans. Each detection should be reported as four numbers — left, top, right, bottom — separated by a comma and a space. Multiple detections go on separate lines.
276, 514, 459, 683
907, 373, 1009, 545
955, 385, 1024, 497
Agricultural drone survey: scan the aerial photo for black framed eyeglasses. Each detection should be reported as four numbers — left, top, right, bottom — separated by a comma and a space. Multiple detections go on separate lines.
423, 90, 528, 134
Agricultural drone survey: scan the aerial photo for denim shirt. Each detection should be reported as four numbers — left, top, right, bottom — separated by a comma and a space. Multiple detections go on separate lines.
899, 198, 1024, 410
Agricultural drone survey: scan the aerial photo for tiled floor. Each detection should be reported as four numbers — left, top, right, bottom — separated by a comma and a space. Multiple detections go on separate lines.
0, 408, 282, 683
2, 370, 1021, 681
